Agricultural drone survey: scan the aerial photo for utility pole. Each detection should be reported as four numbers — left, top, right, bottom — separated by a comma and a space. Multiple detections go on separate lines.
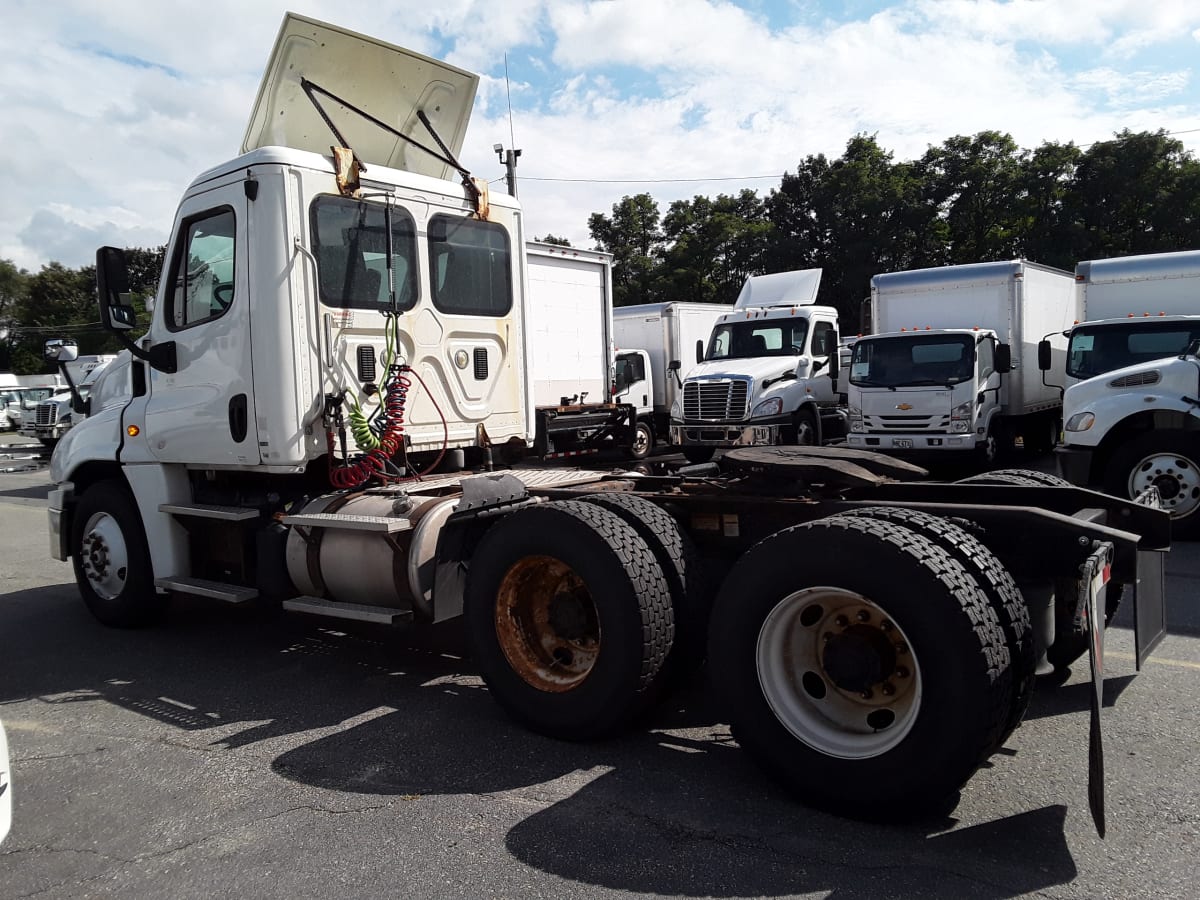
493, 143, 521, 198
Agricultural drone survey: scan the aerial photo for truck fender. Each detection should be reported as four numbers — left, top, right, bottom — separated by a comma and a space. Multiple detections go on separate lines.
429, 473, 536, 623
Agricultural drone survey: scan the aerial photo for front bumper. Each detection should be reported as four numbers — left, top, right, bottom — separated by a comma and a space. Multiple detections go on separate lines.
47, 483, 74, 561
846, 432, 977, 452
670, 419, 783, 448
1055, 444, 1095, 486
21, 423, 71, 441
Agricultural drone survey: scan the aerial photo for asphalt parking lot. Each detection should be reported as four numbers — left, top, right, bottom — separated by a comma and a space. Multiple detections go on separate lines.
1, 439, 1198, 899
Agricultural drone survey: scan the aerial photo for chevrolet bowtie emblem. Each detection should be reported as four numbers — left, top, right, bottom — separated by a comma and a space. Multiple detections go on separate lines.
895, 403, 913, 410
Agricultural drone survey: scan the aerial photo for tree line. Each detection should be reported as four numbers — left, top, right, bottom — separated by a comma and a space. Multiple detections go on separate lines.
2, 128, 1197, 374
587, 129, 1200, 328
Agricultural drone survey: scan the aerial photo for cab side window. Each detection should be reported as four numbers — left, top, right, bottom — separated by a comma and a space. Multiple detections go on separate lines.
812, 320, 834, 357
429, 216, 513, 316
168, 208, 236, 330
978, 338, 995, 378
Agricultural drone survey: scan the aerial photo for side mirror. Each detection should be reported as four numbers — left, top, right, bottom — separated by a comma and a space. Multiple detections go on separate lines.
1037, 339, 1052, 371
828, 331, 840, 380
668, 359, 681, 372
995, 343, 1012, 374
812, 358, 827, 373
96, 246, 136, 332
695, 340, 704, 365
44, 339, 78, 363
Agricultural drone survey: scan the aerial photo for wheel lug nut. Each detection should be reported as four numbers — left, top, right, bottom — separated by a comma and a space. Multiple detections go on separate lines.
880, 620, 893, 632
822, 632, 834, 643
895, 643, 908, 655
834, 615, 849, 628
881, 682, 895, 696
856, 610, 870, 623
860, 689, 873, 700
896, 666, 910, 678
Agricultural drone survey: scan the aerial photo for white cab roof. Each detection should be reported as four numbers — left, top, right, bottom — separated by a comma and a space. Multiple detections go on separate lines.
242, 13, 479, 181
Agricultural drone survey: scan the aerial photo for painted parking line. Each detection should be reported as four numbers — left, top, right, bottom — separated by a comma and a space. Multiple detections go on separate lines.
1108, 650, 1200, 671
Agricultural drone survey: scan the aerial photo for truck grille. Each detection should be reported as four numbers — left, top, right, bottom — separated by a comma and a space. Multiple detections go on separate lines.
864, 413, 948, 433
36, 402, 59, 426
682, 379, 750, 421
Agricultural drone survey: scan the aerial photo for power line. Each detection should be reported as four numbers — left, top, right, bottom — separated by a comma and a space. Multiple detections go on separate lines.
519, 173, 783, 185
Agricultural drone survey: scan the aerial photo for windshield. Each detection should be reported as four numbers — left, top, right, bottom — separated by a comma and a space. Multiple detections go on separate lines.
4, 387, 55, 408
706, 319, 810, 361
850, 334, 976, 387
1067, 321, 1200, 379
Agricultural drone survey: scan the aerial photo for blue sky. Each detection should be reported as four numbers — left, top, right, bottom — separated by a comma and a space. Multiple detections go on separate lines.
2, 0, 1199, 270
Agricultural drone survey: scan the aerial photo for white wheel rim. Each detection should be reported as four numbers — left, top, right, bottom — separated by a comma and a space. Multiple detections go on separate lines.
80, 511, 131, 600
1127, 451, 1200, 519
756, 587, 922, 759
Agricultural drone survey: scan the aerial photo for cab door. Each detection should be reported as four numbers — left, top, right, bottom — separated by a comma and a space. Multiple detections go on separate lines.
142, 180, 259, 465
808, 318, 837, 404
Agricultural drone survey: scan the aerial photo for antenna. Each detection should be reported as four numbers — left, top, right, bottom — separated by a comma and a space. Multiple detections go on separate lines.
493, 53, 521, 197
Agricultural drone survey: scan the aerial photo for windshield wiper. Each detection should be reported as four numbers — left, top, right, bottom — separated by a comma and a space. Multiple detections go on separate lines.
852, 379, 897, 391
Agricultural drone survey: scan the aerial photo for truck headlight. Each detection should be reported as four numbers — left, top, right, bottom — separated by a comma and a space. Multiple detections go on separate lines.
848, 406, 863, 433
951, 400, 974, 420
670, 397, 682, 419
752, 397, 784, 418
1065, 411, 1095, 432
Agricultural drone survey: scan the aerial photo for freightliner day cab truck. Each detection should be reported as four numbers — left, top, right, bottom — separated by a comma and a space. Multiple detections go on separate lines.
669, 270, 845, 464
1051, 250, 1200, 533
47, 14, 1169, 832
846, 261, 1077, 466
612, 302, 732, 459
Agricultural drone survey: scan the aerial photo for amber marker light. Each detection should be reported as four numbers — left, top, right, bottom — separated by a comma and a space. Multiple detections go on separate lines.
127, 425, 140, 437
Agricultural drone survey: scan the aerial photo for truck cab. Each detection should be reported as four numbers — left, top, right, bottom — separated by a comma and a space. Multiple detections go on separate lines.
669, 270, 841, 463
845, 328, 1010, 461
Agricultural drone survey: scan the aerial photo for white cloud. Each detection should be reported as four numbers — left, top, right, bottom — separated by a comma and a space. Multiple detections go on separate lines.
1, 0, 1199, 267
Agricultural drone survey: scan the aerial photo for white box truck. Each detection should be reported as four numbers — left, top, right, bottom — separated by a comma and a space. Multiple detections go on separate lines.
612, 301, 732, 458
1053, 250, 1200, 532
524, 243, 636, 459
39, 13, 1170, 831
846, 260, 1077, 464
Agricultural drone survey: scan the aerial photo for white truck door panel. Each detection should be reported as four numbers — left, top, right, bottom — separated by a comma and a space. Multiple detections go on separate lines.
144, 183, 259, 465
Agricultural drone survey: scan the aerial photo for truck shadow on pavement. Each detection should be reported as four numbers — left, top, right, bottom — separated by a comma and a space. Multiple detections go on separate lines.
2, 584, 1078, 898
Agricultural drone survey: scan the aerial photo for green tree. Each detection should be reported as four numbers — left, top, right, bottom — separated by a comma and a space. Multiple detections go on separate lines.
588, 194, 664, 307
0, 259, 31, 370
534, 234, 572, 247
920, 131, 1025, 264
1012, 141, 1082, 270
1066, 129, 1200, 259
656, 190, 770, 305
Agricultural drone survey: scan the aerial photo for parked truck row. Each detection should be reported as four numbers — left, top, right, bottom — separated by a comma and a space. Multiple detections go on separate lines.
41, 14, 1170, 833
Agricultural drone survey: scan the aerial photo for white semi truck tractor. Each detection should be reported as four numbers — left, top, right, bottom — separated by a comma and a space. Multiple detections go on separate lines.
44, 14, 1170, 833
669, 270, 845, 464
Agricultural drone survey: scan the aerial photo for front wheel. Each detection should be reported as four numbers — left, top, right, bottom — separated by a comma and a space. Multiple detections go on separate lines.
71, 480, 160, 627
791, 409, 817, 446
708, 516, 1011, 820
630, 421, 654, 460
1104, 431, 1200, 536
682, 445, 715, 464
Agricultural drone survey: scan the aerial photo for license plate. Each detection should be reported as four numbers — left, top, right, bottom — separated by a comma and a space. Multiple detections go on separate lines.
894, 439, 913, 449
751, 426, 772, 444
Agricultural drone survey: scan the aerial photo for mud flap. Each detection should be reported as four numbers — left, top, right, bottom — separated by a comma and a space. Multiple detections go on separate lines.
1078, 541, 1113, 838
1133, 549, 1167, 670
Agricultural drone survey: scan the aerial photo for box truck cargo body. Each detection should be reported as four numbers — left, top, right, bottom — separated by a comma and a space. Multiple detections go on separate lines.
612, 301, 732, 456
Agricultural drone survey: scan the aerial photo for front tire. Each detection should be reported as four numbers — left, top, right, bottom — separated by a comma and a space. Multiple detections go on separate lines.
708, 516, 1011, 820
682, 445, 715, 464
464, 500, 673, 740
1104, 431, 1200, 537
630, 421, 654, 460
791, 408, 817, 446
71, 480, 160, 627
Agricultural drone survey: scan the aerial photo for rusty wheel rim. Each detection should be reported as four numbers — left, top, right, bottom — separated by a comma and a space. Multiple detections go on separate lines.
495, 555, 601, 693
